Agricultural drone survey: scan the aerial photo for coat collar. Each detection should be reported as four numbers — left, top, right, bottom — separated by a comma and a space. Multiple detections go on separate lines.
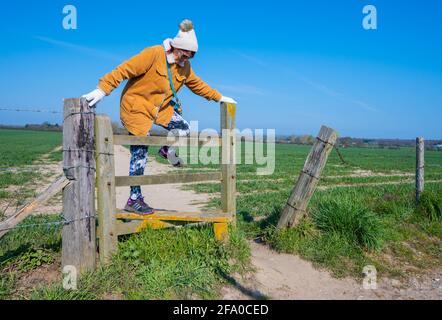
162, 38, 185, 67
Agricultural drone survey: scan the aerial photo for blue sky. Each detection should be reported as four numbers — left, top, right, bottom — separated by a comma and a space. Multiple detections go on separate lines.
0, 0, 441, 139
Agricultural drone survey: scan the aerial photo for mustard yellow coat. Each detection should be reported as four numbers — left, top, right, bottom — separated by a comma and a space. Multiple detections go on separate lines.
98, 45, 222, 136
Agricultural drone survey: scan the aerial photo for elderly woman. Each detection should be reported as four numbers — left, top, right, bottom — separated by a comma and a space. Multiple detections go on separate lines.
83, 19, 236, 214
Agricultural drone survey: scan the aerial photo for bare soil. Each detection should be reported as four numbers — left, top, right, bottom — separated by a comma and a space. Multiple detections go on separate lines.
11, 259, 61, 299
328, 169, 414, 178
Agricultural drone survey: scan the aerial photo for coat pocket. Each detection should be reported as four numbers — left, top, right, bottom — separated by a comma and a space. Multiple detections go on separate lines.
122, 95, 136, 113
175, 73, 186, 84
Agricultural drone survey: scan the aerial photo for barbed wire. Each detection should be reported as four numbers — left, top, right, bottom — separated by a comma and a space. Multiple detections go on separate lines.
63, 110, 95, 121
334, 145, 350, 166
0, 214, 96, 233
0, 168, 42, 173
0, 220, 64, 232
0, 107, 62, 114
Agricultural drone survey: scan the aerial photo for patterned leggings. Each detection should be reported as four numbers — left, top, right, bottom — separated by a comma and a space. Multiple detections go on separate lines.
129, 111, 190, 200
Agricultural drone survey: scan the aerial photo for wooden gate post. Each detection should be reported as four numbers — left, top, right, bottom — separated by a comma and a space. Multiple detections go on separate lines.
277, 126, 337, 229
220, 102, 237, 228
416, 137, 425, 203
95, 114, 118, 262
62, 98, 96, 274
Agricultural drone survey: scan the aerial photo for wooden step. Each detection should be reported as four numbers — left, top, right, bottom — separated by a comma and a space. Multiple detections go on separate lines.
115, 209, 232, 223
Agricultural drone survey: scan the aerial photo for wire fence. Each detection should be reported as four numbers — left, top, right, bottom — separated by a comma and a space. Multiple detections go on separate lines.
0, 214, 95, 233
334, 145, 351, 166
0, 107, 62, 114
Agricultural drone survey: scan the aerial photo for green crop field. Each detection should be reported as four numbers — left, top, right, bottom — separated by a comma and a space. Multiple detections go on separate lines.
0, 129, 62, 168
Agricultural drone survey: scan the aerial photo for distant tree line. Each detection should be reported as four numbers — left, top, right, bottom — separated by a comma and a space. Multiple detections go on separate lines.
0, 122, 62, 132
277, 135, 316, 145
24, 122, 61, 132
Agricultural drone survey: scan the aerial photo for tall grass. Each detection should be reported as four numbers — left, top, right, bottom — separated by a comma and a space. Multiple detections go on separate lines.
416, 191, 442, 221
312, 197, 384, 250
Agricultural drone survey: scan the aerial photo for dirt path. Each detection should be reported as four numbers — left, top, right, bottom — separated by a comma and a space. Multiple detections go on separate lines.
220, 241, 442, 300
220, 241, 367, 300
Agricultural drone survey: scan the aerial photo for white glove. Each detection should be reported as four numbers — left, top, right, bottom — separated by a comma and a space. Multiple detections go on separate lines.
82, 88, 106, 107
219, 95, 237, 104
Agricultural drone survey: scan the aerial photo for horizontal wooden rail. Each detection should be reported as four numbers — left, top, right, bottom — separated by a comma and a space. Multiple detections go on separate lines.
115, 210, 232, 223
96, 211, 232, 237
115, 172, 221, 187
113, 135, 220, 147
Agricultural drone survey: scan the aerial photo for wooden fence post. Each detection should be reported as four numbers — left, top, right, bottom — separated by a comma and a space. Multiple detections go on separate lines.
277, 126, 337, 229
95, 114, 117, 262
416, 137, 424, 203
62, 98, 96, 274
220, 102, 236, 224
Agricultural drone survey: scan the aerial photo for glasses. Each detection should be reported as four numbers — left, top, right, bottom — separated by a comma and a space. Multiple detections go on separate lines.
179, 49, 195, 59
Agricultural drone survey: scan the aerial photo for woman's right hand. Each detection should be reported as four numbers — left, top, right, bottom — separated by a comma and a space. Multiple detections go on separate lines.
82, 88, 106, 107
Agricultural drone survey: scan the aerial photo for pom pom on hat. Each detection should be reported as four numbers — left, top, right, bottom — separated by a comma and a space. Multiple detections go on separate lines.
171, 19, 198, 53
179, 19, 194, 32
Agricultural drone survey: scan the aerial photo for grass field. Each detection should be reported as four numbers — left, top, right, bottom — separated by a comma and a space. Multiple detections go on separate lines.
1, 129, 441, 299
0, 129, 62, 167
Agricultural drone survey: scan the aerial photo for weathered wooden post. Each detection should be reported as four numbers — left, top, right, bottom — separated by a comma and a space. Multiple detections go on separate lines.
62, 98, 96, 274
277, 126, 337, 228
219, 102, 236, 235
416, 137, 425, 203
95, 114, 117, 262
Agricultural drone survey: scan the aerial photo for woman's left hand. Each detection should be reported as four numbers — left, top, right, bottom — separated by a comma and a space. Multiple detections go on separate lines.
219, 96, 237, 104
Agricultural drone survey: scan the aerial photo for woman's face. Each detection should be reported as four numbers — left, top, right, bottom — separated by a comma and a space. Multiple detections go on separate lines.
173, 48, 195, 65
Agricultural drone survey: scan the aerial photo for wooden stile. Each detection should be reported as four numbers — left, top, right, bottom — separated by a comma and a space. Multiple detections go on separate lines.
62, 101, 237, 270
